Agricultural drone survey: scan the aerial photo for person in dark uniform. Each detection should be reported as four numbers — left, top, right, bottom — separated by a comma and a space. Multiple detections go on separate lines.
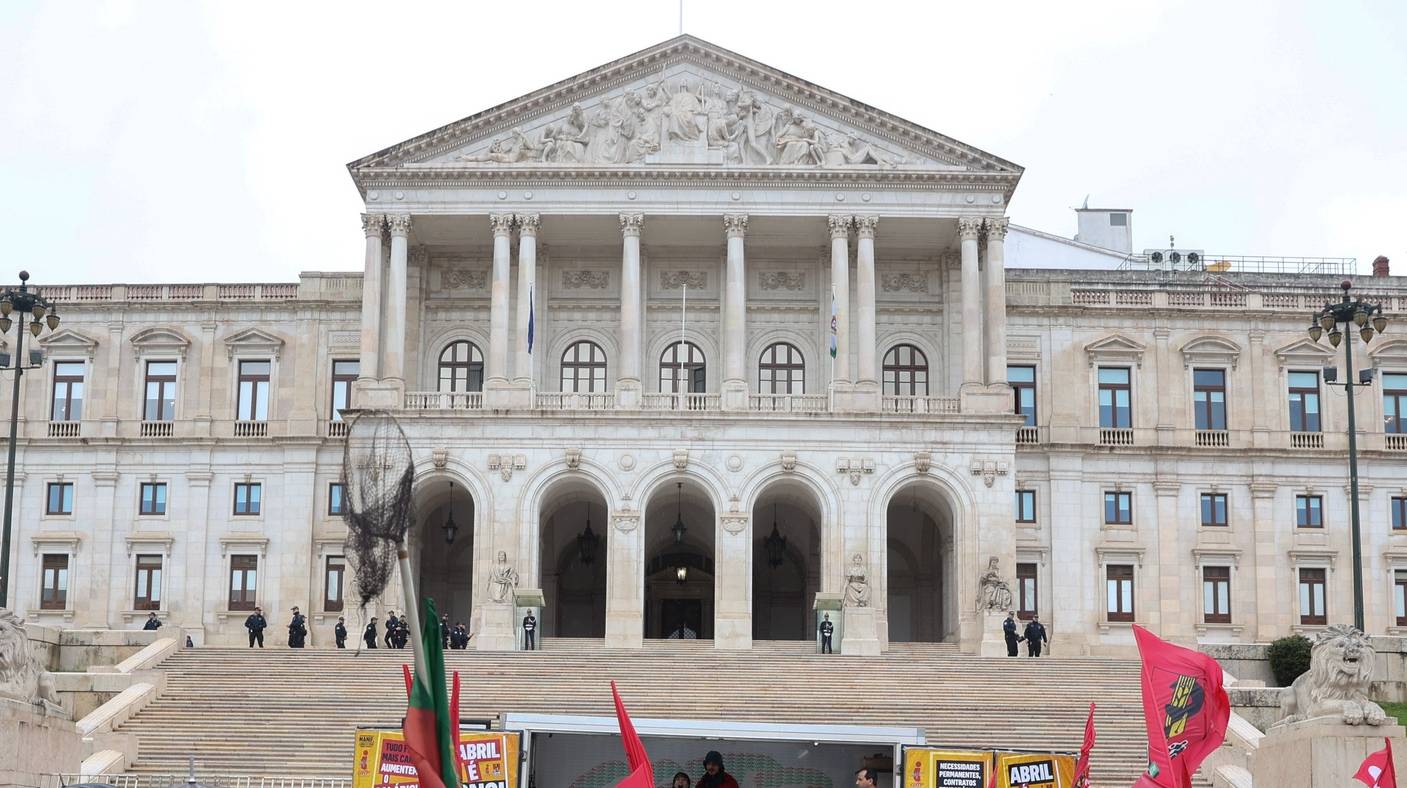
440, 613, 451, 649
384, 612, 400, 648
394, 617, 409, 649
1003, 611, 1020, 657
522, 611, 537, 650
244, 607, 267, 648
697, 750, 739, 788
334, 616, 348, 649
287, 606, 308, 648
143, 612, 162, 631
185, 635, 194, 648
819, 613, 834, 654
1023, 614, 1049, 657
363, 618, 378, 649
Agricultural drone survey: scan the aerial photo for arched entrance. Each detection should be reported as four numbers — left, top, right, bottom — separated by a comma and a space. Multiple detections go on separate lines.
538, 478, 608, 638
886, 482, 957, 643
412, 477, 475, 624
751, 480, 822, 640
644, 479, 715, 639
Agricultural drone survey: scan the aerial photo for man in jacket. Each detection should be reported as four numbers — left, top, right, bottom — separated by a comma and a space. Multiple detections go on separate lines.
698, 750, 740, 788
384, 612, 400, 648
143, 612, 162, 631
245, 607, 267, 648
441, 613, 451, 648
363, 618, 378, 649
1003, 611, 1020, 657
287, 606, 308, 648
819, 613, 834, 654
1023, 614, 1049, 657
334, 616, 348, 648
522, 611, 537, 650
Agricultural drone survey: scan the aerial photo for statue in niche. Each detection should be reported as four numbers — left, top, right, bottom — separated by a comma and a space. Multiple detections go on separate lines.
843, 554, 871, 608
977, 556, 1014, 612
489, 550, 519, 604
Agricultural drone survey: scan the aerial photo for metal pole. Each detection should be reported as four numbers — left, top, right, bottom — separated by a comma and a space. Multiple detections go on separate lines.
0, 323, 24, 609
397, 548, 431, 691
1344, 316, 1366, 632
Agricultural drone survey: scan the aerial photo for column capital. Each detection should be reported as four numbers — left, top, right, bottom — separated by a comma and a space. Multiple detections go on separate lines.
361, 213, 385, 238
828, 214, 853, 239
619, 213, 645, 237
387, 214, 412, 237
855, 215, 879, 239
957, 217, 983, 240
984, 216, 1009, 239
489, 213, 515, 236
516, 213, 541, 236
723, 213, 748, 238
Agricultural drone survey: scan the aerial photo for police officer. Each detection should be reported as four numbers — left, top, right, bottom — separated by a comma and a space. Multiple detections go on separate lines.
384, 612, 400, 648
1023, 614, 1049, 657
819, 613, 835, 654
363, 618, 379, 649
143, 612, 162, 631
1003, 611, 1020, 657
244, 607, 268, 648
394, 617, 409, 649
522, 610, 537, 650
287, 606, 308, 648
334, 616, 348, 649
440, 613, 451, 649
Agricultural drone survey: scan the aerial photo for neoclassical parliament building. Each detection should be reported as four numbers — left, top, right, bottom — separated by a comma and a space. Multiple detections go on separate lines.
8, 36, 1407, 654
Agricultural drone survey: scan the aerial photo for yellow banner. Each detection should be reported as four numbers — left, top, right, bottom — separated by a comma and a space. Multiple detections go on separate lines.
993, 751, 1077, 788
353, 729, 521, 788
901, 748, 992, 788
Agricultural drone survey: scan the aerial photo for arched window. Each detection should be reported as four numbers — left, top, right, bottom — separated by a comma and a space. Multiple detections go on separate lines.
561, 341, 607, 393
759, 343, 805, 394
883, 344, 929, 395
438, 341, 484, 392
660, 342, 706, 393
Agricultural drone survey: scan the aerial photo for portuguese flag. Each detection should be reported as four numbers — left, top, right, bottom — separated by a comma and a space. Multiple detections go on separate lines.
403, 598, 460, 788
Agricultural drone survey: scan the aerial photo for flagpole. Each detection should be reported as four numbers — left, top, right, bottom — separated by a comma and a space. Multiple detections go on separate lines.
397, 548, 431, 691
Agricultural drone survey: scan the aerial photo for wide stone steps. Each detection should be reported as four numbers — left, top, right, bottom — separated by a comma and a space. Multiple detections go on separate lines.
115, 640, 1197, 785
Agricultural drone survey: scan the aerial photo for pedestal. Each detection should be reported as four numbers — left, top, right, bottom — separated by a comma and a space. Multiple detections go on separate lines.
514, 589, 544, 651
720, 380, 748, 411
0, 699, 81, 787
1252, 718, 1407, 787
841, 606, 881, 656
979, 612, 1011, 657
475, 603, 516, 651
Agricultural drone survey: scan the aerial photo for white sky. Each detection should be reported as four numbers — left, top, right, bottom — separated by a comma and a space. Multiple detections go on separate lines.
2, 0, 1404, 285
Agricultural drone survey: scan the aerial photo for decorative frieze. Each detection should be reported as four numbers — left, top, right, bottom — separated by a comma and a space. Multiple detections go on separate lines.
562, 270, 609, 290
488, 453, 527, 482
442, 269, 488, 290
881, 273, 927, 293
760, 272, 804, 291
660, 271, 705, 290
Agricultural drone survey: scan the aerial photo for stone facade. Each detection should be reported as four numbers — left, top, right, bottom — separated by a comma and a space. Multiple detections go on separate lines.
4, 36, 1407, 654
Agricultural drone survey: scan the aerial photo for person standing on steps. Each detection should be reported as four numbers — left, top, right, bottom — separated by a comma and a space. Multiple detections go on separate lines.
440, 613, 451, 649
384, 611, 400, 648
522, 610, 537, 650
287, 606, 308, 648
697, 751, 739, 788
143, 612, 162, 631
1023, 614, 1048, 657
363, 618, 378, 649
819, 613, 834, 654
334, 616, 347, 649
1003, 611, 1021, 657
244, 606, 267, 648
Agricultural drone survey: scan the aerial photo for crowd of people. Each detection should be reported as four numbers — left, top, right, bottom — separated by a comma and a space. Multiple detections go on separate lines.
137, 606, 474, 650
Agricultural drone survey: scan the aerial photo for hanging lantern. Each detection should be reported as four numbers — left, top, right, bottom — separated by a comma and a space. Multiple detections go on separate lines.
764, 504, 786, 569
442, 481, 459, 545
576, 502, 600, 565
672, 482, 687, 544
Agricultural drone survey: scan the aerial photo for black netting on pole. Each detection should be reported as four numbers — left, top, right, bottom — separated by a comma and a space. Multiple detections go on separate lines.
340, 410, 415, 612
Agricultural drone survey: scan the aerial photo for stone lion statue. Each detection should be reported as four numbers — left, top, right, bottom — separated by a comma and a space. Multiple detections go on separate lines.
0, 608, 61, 712
1277, 624, 1389, 726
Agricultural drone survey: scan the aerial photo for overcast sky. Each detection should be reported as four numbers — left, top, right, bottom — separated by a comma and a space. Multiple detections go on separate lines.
3, 0, 1404, 285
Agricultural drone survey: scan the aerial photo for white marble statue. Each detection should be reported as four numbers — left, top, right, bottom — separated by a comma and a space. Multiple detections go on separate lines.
978, 556, 1013, 612
1278, 625, 1390, 726
0, 608, 62, 713
843, 554, 870, 608
489, 551, 520, 604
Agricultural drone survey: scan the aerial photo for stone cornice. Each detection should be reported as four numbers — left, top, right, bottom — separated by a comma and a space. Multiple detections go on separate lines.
354, 166, 1019, 193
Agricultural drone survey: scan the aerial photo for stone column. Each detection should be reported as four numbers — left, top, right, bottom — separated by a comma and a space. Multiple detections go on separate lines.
722, 214, 749, 410
91, 468, 118, 627
854, 216, 879, 407
604, 510, 644, 649
829, 215, 852, 390
983, 217, 1008, 386
959, 217, 984, 389
1251, 482, 1282, 640
183, 468, 213, 638
715, 510, 752, 650
617, 213, 645, 408
383, 214, 411, 392
358, 214, 384, 383
514, 214, 539, 392
1154, 481, 1192, 643
486, 213, 515, 395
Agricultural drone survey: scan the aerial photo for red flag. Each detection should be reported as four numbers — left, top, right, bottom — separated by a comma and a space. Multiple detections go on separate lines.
1132, 626, 1230, 788
1355, 738, 1398, 788
611, 680, 654, 788
1074, 702, 1096, 786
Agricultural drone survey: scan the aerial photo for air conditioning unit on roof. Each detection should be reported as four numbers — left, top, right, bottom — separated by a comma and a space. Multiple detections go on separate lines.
1142, 249, 1205, 270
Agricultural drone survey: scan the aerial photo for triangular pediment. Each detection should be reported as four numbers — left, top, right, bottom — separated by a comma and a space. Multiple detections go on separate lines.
38, 328, 99, 359
1274, 338, 1335, 366
1084, 334, 1147, 367
1368, 339, 1407, 366
222, 327, 285, 360
349, 36, 1021, 190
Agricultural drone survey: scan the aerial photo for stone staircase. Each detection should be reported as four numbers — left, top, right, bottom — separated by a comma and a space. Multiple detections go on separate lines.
114, 638, 1207, 785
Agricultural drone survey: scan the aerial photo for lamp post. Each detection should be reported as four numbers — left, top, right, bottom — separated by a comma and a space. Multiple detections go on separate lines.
0, 271, 61, 609
1307, 280, 1389, 632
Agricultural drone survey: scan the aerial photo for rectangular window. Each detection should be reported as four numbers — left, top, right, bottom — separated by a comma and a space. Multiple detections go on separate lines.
1397, 570, 1407, 627
1288, 371, 1321, 432
1386, 373, 1407, 435
1017, 562, 1038, 620
1014, 489, 1037, 523
234, 482, 262, 516
1104, 491, 1133, 525
328, 482, 345, 516
1109, 213, 1128, 227
51, 361, 85, 421
330, 360, 359, 421
1298, 567, 1326, 625
1200, 493, 1228, 527
40, 554, 68, 611
143, 361, 178, 421
1008, 365, 1036, 427
1193, 368, 1227, 431
139, 482, 168, 516
1296, 494, 1323, 528
1203, 566, 1231, 624
1097, 367, 1131, 428
1106, 564, 1135, 622
46, 482, 74, 515
324, 556, 346, 613
1395, 497, 1407, 531
229, 555, 258, 611
236, 360, 271, 421
133, 554, 163, 611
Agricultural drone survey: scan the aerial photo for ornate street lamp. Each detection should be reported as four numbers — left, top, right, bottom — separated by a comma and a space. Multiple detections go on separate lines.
1307, 280, 1389, 632
441, 481, 459, 545
0, 271, 60, 608
764, 504, 787, 569
671, 482, 687, 544
576, 502, 599, 566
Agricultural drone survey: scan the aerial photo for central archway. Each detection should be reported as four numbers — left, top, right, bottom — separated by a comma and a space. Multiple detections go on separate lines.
751, 480, 822, 640
885, 481, 957, 643
412, 477, 475, 626
538, 478, 609, 638
643, 479, 716, 639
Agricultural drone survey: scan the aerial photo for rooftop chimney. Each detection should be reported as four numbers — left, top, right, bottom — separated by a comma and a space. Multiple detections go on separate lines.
1373, 255, 1390, 277
1073, 207, 1133, 255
